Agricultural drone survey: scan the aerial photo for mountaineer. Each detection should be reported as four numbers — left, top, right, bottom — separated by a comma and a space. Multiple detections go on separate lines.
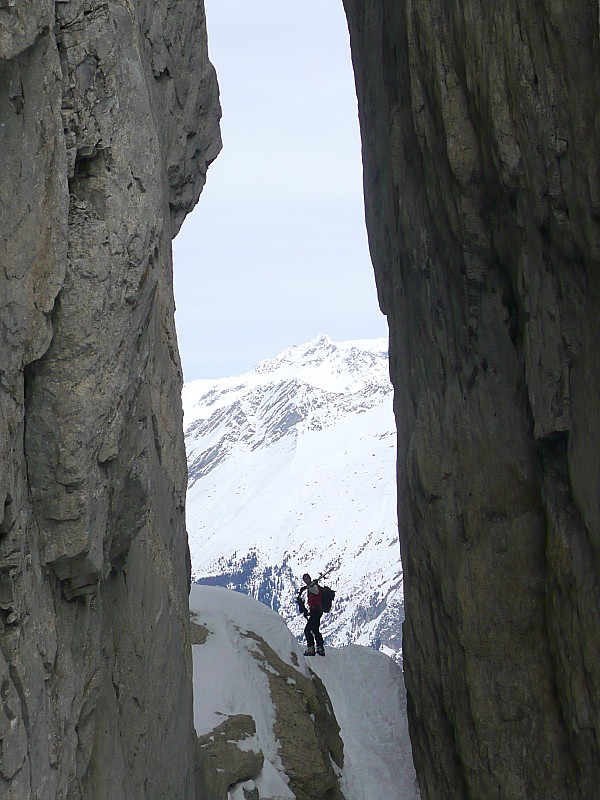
297, 572, 326, 656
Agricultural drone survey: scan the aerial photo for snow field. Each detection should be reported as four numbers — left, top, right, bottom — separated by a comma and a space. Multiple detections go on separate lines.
310, 646, 419, 800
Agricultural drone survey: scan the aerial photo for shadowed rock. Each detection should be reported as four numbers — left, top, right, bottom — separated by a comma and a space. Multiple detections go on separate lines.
343, 1, 600, 798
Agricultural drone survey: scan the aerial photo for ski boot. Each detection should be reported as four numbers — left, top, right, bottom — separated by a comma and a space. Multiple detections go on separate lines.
316, 646, 325, 657
304, 646, 316, 656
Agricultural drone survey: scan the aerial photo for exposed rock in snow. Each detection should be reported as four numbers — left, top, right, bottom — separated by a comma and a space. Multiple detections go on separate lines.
189, 585, 418, 800
196, 714, 264, 800
191, 585, 344, 799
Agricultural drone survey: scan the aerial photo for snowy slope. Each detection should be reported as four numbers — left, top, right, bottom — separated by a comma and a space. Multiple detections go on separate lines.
183, 335, 404, 660
310, 649, 419, 800
190, 585, 419, 800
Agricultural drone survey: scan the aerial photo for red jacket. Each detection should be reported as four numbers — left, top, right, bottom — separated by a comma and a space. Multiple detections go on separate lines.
306, 586, 322, 610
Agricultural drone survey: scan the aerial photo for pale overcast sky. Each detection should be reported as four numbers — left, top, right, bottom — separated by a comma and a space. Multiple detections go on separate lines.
172, 0, 388, 381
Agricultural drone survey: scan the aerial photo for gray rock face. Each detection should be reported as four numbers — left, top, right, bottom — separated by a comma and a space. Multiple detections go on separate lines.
343, 2, 600, 799
0, 1, 220, 798
196, 714, 264, 800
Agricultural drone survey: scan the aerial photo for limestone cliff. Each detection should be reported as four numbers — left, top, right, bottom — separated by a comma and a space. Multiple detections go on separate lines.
0, 1, 220, 797
343, 2, 600, 798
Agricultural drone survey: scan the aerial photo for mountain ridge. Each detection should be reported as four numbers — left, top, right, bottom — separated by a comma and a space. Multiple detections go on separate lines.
183, 335, 404, 661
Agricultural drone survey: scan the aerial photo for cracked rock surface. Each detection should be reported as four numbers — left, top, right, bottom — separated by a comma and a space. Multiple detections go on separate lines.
0, 1, 220, 797
343, 2, 600, 799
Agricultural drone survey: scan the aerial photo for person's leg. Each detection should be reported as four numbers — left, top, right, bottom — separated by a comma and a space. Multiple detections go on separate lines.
312, 611, 324, 649
304, 618, 315, 648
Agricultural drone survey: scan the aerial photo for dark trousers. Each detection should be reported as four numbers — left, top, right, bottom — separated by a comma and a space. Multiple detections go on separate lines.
304, 610, 323, 648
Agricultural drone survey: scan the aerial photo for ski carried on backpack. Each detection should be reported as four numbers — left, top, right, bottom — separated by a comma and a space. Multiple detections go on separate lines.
296, 568, 337, 614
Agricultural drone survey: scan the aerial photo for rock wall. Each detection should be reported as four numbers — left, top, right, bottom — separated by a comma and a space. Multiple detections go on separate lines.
343, 2, 600, 799
0, 2, 220, 798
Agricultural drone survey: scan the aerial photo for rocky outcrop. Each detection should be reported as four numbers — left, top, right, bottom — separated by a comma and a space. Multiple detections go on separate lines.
0, 1, 220, 797
190, 585, 417, 799
195, 714, 264, 800
245, 631, 345, 800
192, 617, 345, 800
343, 2, 600, 799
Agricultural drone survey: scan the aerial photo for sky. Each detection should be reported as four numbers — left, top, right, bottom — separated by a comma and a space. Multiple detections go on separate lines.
172, 0, 388, 381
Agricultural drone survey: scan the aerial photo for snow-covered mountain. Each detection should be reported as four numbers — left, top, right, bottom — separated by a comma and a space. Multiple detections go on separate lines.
183, 335, 404, 661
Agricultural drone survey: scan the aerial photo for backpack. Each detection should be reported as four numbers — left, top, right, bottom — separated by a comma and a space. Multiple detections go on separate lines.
320, 585, 335, 613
